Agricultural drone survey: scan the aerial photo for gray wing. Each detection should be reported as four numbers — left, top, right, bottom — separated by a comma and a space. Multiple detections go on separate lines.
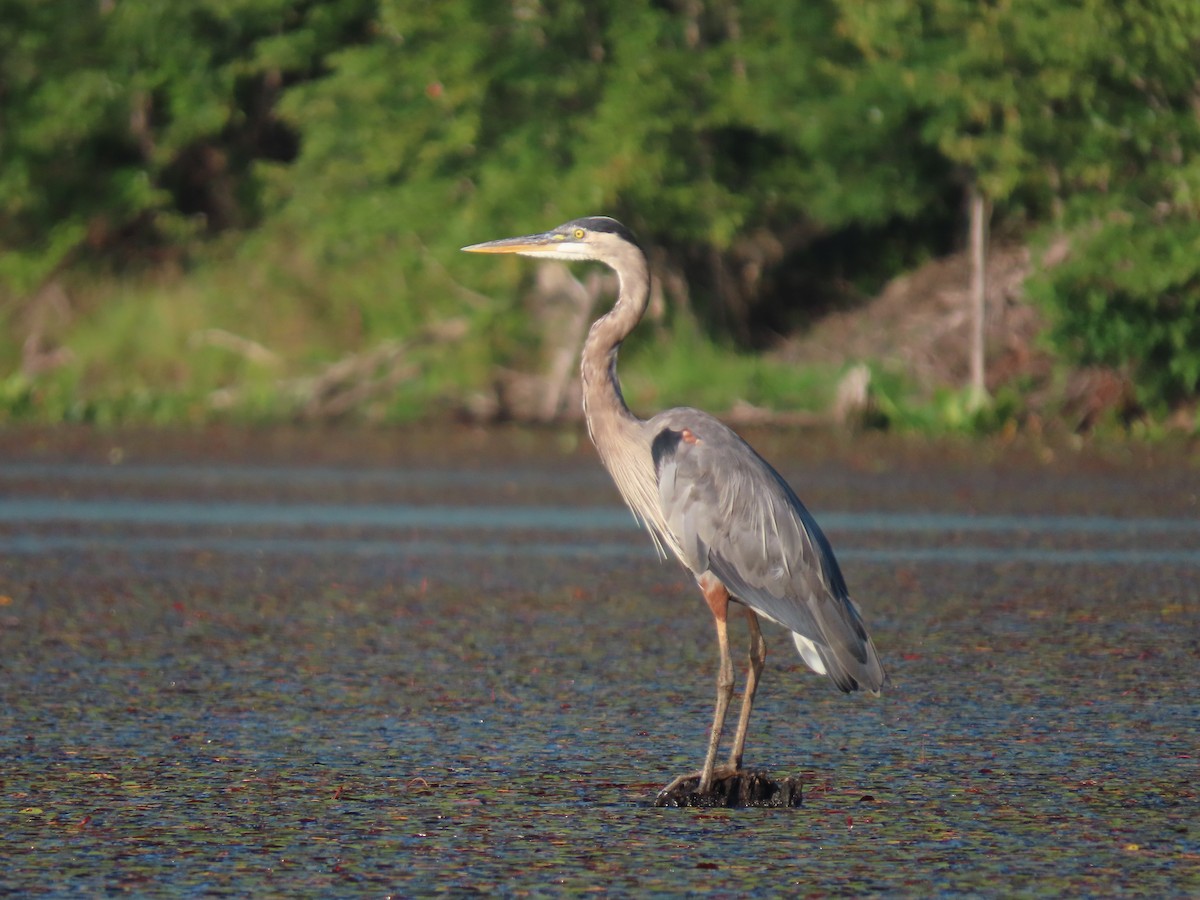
649, 408, 885, 694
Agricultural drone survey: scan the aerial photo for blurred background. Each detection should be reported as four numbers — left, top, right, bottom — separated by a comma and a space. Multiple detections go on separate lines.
2, 0, 1198, 436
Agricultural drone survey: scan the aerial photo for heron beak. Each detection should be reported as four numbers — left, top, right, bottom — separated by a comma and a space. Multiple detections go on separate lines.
461, 231, 561, 254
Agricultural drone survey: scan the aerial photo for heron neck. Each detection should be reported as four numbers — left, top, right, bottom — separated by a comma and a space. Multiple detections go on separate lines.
578, 243, 678, 560
580, 250, 650, 445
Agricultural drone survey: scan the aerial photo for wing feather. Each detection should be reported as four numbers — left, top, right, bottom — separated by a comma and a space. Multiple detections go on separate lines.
649, 408, 885, 694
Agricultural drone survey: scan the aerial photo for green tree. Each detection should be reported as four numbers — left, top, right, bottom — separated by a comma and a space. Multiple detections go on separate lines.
829, 0, 1200, 413
0, 0, 371, 297
1023, 0, 1200, 411
4, 0, 1198, 422
266, 1, 956, 344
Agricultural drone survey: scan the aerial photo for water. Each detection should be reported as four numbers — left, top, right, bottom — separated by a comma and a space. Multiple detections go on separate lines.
0, 433, 1197, 896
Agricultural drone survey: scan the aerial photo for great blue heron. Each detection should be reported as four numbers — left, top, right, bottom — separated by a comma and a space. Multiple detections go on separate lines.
463, 216, 885, 796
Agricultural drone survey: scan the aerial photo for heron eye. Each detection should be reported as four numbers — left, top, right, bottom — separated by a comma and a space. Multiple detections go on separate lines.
573, 228, 585, 239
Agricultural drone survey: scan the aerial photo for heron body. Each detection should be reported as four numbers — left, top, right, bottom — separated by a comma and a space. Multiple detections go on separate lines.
464, 216, 884, 795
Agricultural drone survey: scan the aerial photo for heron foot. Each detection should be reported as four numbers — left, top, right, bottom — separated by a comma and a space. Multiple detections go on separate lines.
657, 764, 739, 800
653, 768, 802, 808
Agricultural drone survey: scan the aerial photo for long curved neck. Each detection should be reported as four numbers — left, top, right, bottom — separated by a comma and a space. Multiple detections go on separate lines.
578, 240, 679, 560
580, 241, 650, 445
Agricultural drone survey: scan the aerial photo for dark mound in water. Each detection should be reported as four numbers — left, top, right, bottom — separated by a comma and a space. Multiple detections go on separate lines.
654, 771, 802, 808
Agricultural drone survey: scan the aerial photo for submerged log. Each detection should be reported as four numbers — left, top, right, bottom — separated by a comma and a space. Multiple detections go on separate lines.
654, 771, 802, 808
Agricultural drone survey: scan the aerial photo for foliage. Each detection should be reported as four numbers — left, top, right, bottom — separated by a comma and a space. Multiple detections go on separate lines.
619, 319, 835, 416
259, 1, 957, 340
1, 0, 1199, 426
1029, 215, 1200, 412
0, 0, 371, 292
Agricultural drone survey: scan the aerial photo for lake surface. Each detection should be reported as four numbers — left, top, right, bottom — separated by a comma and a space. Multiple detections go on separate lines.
1, 428, 1197, 896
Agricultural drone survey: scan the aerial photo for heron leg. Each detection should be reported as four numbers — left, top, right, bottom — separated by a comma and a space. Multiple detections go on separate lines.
697, 578, 735, 794
727, 607, 766, 771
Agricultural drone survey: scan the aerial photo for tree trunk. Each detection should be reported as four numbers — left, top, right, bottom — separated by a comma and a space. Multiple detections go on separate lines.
968, 182, 990, 409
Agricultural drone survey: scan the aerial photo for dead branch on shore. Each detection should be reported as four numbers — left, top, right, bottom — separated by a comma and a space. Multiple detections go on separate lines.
293, 318, 469, 419
20, 279, 75, 376
207, 318, 469, 419
189, 328, 281, 366
467, 263, 608, 423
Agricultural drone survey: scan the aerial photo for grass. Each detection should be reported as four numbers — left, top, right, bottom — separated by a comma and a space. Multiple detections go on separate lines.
620, 319, 837, 416
2, 249, 1195, 438
1, 248, 850, 427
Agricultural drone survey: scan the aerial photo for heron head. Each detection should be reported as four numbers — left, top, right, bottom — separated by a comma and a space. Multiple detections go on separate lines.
461, 216, 641, 262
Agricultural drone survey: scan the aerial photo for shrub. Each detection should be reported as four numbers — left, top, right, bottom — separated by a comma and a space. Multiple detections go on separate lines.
1029, 215, 1200, 412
